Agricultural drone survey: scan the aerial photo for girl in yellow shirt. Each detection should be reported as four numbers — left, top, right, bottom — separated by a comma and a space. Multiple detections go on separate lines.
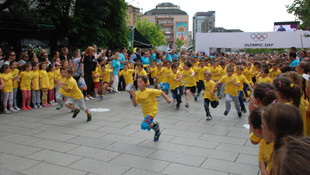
10, 61, 20, 111
31, 62, 41, 108
130, 75, 172, 141
1, 64, 15, 113
19, 63, 33, 111
39, 63, 49, 107
47, 64, 56, 105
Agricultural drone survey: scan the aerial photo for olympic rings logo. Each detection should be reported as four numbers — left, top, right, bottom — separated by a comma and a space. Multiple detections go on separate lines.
250, 33, 268, 41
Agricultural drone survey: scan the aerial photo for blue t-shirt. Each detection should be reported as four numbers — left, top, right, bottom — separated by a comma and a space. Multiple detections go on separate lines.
141, 56, 149, 65
149, 54, 156, 66
172, 54, 178, 60
111, 59, 120, 76
290, 59, 299, 67
166, 54, 172, 62
119, 53, 125, 69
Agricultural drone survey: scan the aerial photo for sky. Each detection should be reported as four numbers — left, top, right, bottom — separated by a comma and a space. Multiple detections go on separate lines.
125, 0, 297, 32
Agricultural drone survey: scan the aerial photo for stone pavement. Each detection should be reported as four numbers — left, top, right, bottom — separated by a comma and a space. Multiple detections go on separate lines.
0, 91, 259, 175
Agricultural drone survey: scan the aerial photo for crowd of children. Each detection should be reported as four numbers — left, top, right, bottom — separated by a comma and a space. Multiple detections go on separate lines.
1, 46, 310, 173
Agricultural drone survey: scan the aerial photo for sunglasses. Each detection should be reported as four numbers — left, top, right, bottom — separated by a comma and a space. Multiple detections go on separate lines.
10, 54, 16, 56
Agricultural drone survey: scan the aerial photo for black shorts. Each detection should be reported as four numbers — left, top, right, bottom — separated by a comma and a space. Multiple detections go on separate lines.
185, 86, 196, 93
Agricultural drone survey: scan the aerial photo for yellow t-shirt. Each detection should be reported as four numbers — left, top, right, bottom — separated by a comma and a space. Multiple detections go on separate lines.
219, 67, 226, 79
203, 80, 217, 101
168, 72, 179, 90
39, 70, 49, 89
19, 71, 32, 90
197, 66, 208, 81
48, 71, 55, 90
218, 75, 240, 97
162, 67, 172, 83
54, 69, 61, 80
31, 70, 40, 90
182, 69, 196, 87
177, 70, 184, 86
2, 73, 13, 93
258, 76, 273, 84
119, 69, 135, 85
243, 68, 253, 84
59, 77, 69, 97
249, 132, 262, 143
210, 67, 221, 81
258, 139, 274, 171
234, 73, 249, 91
92, 67, 100, 83
100, 69, 113, 83
10, 69, 19, 89
150, 67, 157, 78
136, 88, 162, 118
155, 68, 164, 83
66, 77, 84, 100
193, 66, 199, 82
269, 69, 281, 80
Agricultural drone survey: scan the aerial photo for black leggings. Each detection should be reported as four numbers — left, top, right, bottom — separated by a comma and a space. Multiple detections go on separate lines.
171, 87, 182, 105
84, 72, 94, 96
204, 98, 219, 116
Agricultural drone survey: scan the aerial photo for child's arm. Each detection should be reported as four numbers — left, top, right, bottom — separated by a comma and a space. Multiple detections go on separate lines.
31, 79, 34, 90
134, 70, 137, 81
0, 77, 4, 90
130, 88, 137, 107
230, 78, 240, 87
211, 82, 220, 96
161, 91, 172, 104
259, 161, 269, 175
39, 77, 43, 89
55, 80, 71, 93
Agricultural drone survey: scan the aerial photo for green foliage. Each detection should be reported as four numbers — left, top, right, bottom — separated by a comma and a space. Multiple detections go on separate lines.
136, 17, 166, 48
175, 38, 184, 50
287, 0, 310, 30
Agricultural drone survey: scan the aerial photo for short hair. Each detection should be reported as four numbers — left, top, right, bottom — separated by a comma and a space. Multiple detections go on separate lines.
204, 71, 211, 76
137, 75, 148, 83
184, 61, 192, 68
289, 52, 297, 58
136, 62, 143, 67
64, 66, 73, 74
100, 64, 106, 68
236, 65, 243, 71
261, 67, 269, 74
172, 63, 178, 69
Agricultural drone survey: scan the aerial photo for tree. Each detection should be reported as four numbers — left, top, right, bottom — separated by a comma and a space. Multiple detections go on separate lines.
136, 17, 166, 48
175, 38, 184, 50
287, 0, 310, 30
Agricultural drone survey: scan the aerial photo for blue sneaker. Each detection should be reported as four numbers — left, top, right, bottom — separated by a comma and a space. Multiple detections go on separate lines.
153, 122, 161, 142
56, 104, 63, 110
99, 95, 103, 100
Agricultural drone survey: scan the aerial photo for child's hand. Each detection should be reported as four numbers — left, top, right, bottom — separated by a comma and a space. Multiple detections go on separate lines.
248, 97, 257, 113
211, 90, 215, 97
166, 98, 172, 104
31, 86, 34, 90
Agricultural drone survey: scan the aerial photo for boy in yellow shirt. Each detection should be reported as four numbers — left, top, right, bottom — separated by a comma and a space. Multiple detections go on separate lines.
119, 63, 135, 100
56, 66, 92, 122
154, 62, 165, 90
235, 65, 253, 113
130, 75, 172, 141
134, 63, 149, 86
168, 63, 182, 109
212, 64, 242, 117
99, 64, 113, 98
203, 71, 219, 120
196, 59, 208, 97
257, 67, 272, 84
10, 61, 20, 110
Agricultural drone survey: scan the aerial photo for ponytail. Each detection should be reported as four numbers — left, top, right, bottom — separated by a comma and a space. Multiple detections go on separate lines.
273, 77, 301, 107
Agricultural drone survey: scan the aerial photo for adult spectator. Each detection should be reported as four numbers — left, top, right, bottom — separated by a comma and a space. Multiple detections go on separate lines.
17, 51, 29, 69
59, 47, 69, 61
92, 44, 104, 59
290, 47, 303, 61
289, 52, 299, 67
0, 48, 4, 68
172, 49, 178, 60
81, 46, 97, 99
129, 47, 142, 64
112, 52, 121, 93
118, 46, 127, 91
51, 50, 60, 63
149, 49, 156, 66
3, 51, 16, 66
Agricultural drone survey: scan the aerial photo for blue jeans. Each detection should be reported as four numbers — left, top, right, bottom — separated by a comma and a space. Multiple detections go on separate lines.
238, 91, 245, 110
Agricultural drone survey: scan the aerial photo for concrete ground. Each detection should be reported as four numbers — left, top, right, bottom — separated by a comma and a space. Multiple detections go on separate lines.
0, 90, 259, 175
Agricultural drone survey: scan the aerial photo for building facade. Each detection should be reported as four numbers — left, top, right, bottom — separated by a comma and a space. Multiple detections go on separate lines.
193, 11, 215, 41
143, 2, 189, 45
127, 4, 141, 27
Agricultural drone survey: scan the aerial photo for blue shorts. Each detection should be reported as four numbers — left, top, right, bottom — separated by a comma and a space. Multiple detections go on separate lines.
158, 82, 164, 89
141, 115, 154, 131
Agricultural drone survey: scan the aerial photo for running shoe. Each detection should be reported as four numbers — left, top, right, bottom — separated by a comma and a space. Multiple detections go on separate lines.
72, 109, 80, 118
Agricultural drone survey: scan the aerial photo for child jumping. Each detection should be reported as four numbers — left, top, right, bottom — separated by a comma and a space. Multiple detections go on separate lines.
130, 75, 172, 141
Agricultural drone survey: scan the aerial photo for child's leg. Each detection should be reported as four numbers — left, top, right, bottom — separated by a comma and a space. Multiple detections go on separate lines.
26, 90, 31, 106
75, 98, 92, 121
204, 98, 211, 116
232, 96, 241, 113
37, 90, 41, 105
2, 92, 8, 110
171, 89, 176, 100
42, 88, 48, 104
32, 90, 37, 106
179, 86, 184, 96
238, 90, 246, 111
112, 75, 119, 91
49, 89, 53, 103
8, 92, 13, 109
21, 90, 27, 107
175, 88, 182, 104
197, 81, 203, 95
185, 88, 190, 103
225, 93, 232, 112
243, 83, 249, 98
13, 88, 17, 108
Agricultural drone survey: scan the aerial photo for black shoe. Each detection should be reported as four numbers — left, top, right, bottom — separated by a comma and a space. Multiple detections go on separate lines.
72, 109, 80, 118
241, 108, 247, 113
176, 103, 180, 110
238, 112, 242, 118
206, 115, 212, 121
87, 113, 92, 122
224, 111, 229, 116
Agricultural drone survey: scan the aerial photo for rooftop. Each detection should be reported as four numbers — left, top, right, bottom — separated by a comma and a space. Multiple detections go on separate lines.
144, 3, 188, 16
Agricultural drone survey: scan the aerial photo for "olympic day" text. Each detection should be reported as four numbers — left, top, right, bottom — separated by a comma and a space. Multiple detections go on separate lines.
244, 43, 274, 47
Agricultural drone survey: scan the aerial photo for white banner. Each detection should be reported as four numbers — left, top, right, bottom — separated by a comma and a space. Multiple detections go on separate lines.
195, 31, 310, 54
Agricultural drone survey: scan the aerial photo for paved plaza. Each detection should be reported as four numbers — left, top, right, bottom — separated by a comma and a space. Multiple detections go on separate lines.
0, 91, 259, 175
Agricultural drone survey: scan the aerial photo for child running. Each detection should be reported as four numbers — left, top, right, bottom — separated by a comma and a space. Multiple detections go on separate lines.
130, 75, 172, 141
56, 66, 92, 122
203, 71, 219, 120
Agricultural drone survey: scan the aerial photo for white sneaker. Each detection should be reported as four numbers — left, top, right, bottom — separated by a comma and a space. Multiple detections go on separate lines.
34, 105, 38, 109
37, 104, 43, 108
14, 106, 21, 111
3, 110, 11, 114
10, 108, 18, 113
89, 96, 95, 99
85, 97, 89, 101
